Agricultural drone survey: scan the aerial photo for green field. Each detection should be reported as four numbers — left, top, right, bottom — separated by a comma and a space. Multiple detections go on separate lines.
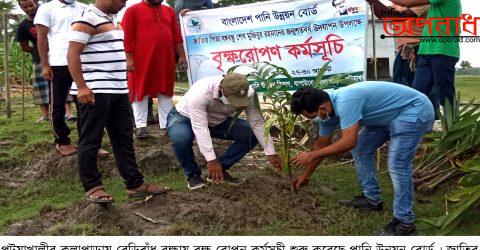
456, 76, 480, 103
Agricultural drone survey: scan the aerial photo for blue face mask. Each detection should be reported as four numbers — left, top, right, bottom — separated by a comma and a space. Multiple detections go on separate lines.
63, 0, 76, 4
317, 111, 332, 122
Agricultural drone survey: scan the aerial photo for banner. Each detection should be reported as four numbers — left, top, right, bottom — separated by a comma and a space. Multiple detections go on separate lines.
180, 0, 368, 91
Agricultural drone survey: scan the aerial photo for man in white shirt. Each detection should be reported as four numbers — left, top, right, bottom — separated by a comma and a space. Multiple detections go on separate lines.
34, 0, 86, 156
167, 73, 281, 190
67, 0, 169, 203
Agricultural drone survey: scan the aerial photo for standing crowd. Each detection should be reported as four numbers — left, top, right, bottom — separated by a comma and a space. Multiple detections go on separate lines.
16, 0, 461, 235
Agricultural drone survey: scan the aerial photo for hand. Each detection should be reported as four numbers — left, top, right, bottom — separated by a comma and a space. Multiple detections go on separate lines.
41, 64, 53, 81
207, 159, 223, 184
126, 58, 135, 72
77, 86, 95, 105
293, 171, 311, 191
267, 154, 282, 172
179, 9, 191, 17
178, 56, 187, 65
291, 151, 315, 168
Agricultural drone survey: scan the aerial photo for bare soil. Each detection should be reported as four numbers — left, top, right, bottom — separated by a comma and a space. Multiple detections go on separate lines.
2, 127, 336, 235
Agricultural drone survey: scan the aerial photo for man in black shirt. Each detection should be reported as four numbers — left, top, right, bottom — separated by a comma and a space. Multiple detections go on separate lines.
16, 0, 77, 124
16, 0, 51, 123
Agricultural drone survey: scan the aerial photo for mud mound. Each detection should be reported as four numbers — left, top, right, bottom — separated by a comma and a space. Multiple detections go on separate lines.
1, 129, 181, 188
4, 173, 336, 235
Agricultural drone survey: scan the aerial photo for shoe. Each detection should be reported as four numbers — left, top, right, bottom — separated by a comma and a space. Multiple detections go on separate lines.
55, 144, 77, 156
337, 194, 383, 211
134, 127, 150, 139
35, 116, 50, 124
207, 170, 241, 186
221, 170, 241, 185
65, 114, 77, 121
126, 183, 170, 198
372, 218, 417, 236
187, 175, 206, 190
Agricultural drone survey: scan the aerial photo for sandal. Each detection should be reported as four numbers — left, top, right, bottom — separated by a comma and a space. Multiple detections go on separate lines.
126, 183, 171, 198
85, 186, 115, 203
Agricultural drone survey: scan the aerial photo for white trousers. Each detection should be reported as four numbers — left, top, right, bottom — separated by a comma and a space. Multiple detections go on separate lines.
131, 94, 173, 129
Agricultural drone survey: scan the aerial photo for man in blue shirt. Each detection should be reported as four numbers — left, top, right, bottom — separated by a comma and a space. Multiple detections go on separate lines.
290, 81, 434, 235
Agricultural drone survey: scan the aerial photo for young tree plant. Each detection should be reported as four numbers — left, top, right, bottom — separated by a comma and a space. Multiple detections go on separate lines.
228, 62, 306, 190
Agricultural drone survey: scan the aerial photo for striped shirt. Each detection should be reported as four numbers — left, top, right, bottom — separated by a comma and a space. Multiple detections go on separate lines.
69, 5, 128, 95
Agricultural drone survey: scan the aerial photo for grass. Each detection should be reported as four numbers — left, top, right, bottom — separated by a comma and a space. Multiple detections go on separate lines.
456, 76, 480, 103
1, 79, 480, 235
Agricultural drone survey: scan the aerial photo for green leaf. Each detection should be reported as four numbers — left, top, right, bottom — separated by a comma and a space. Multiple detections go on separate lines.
459, 172, 480, 187
439, 187, 480, 235
313, 62, 330, 88
460, 158, 480, 172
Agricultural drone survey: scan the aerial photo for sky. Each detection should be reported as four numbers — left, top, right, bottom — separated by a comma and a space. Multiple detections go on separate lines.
11, 0, 480, 67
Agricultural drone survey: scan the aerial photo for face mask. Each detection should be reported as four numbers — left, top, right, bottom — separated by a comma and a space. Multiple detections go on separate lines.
219, 90, 230, 105
63, 0, 76, 4
318, 111, 332, 122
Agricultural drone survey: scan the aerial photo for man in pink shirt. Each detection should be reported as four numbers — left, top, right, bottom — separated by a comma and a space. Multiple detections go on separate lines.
167, 73, 281, 190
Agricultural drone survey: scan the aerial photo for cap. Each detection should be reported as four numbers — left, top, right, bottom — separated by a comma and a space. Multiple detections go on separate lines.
220, 73, 250, 108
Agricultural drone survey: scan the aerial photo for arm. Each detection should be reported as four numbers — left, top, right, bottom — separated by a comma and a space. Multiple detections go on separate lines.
244, 93, 282, 170
35, 24, 52, 80
244, 92, 276, 156
293, 135, 332, 189
302, 136, 332, 176
122, 8, 135, 71
16, 25, 34, 54
67, 23, 95, 104
175, 44, 187, 64
171, 8, 186, 64
389, 0, 430, 8
19, 41, 34, 54
310, 123, 360, 160
368, 0, 417, 18
188, 94, 224, 183
34, 6, 53, 80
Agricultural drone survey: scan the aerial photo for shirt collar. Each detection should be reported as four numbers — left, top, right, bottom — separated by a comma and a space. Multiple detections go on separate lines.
326, 89, 338, 117
90, 4, 114, 21
56, 0, 76, 8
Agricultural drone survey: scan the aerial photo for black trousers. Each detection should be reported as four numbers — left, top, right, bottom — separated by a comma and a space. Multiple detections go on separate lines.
51, 66, 73, 145
77, 93, 144, 192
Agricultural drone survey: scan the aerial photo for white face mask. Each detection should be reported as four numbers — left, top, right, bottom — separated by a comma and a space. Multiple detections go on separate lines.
63, 0, 76, 4
219, 90, 230, 105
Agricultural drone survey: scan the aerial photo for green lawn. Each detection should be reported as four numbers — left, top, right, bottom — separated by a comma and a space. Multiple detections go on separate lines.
456, 76, 480, 103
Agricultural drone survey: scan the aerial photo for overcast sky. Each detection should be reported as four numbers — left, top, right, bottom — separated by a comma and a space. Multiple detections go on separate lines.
11, 0, 480, 66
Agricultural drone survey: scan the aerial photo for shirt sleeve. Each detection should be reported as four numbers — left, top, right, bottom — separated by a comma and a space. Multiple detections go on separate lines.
336, 97, 365, 130
244, 92, 276, 156
16, 22, 28, 42
33, 5, 51, 27
206, 0, 214, 9
429, 0, 451, 6
188, 92, 217, 161
121, 7, 135, 53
